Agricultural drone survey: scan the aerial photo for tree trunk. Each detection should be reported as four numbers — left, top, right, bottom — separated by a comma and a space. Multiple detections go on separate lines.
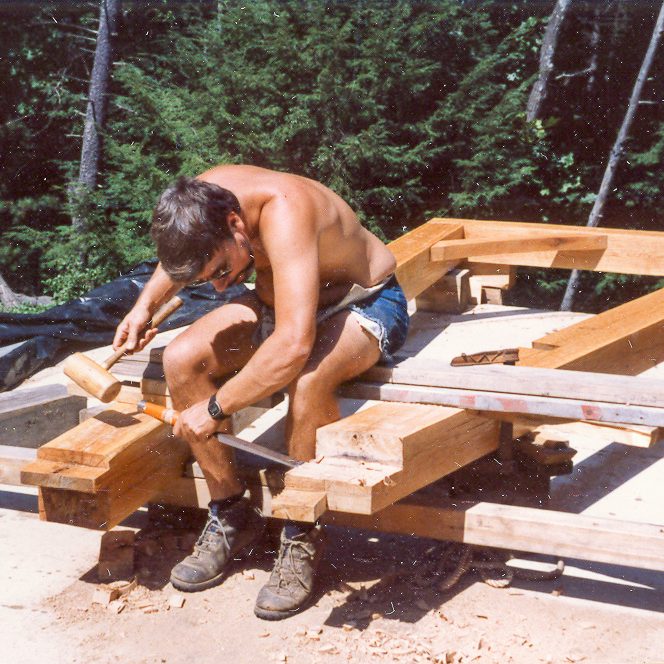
0, 274, 20, 309
560, 0, 664, 311
70, 0, 121, 233
585, 4, 601, 97
0, 273, 53, 309
526, 0, 572, 122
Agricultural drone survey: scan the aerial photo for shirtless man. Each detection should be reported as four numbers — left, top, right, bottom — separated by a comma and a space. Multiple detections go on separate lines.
113, 165, 409, 620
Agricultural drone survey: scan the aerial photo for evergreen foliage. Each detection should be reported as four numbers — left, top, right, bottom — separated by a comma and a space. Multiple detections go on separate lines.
1, 0, 664, 311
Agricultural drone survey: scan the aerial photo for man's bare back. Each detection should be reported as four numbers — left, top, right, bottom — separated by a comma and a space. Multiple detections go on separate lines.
198, 165, 396, 308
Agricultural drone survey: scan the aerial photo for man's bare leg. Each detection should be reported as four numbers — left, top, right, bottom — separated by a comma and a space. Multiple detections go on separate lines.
286, 310, 381, 461
255, 311, 381, 619
163, 292, 261, 500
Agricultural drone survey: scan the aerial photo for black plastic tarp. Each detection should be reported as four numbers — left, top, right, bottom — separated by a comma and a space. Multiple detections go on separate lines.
0, 259, 247, 392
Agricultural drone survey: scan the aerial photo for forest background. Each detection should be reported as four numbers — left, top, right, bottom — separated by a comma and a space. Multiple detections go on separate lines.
2, 0, 664, 313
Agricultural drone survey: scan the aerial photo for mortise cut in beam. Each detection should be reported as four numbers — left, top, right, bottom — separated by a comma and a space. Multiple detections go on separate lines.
431, 233, 607, 263
390, 220, 463, 300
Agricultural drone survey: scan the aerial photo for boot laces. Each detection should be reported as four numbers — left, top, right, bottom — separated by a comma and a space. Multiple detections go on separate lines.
274, 537, 312, 590
195, 514, 231, 554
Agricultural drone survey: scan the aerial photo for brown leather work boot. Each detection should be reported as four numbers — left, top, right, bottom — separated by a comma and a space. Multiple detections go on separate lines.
254, 523, 325, 620
170, 496, 264, 592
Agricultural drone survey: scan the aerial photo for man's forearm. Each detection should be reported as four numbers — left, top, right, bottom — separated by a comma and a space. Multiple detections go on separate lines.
215, 332, 311, 413
136, 263, 181, 313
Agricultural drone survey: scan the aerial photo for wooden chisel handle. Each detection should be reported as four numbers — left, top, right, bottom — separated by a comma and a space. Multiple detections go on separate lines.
137, 400, 302, 467
137, 400, 179, 426
102, 295, 184, 370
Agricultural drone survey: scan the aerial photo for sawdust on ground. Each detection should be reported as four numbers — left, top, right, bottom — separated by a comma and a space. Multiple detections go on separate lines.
12, 517, 664, 664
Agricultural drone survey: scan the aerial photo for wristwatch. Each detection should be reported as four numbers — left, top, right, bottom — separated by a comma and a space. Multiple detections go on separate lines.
208, 394, 227, 420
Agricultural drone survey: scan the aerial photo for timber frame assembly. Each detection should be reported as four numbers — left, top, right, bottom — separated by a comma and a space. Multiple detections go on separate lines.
12, 217, 664, 574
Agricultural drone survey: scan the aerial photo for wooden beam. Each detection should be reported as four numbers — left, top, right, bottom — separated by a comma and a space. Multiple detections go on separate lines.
431, 233, 607, 263
415, 268, 471, 313
389, 219, 463, 300
278, 403, 498, 515
518, 286, 664, 374
437, 218, 664, 276
148, 474, 664, 573
0, 385, 86, 449
21, 404, 189, 530
325, 500, 664, 573
315, 401, 469, 465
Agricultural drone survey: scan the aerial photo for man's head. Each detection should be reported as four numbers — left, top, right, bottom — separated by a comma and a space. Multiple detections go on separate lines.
151, 177, 241, 283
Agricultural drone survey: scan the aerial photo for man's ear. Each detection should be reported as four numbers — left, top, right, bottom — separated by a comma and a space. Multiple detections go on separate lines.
227, 211, 242, 231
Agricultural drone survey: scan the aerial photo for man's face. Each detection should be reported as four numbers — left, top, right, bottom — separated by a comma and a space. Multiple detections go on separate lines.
194, 238, 254, 291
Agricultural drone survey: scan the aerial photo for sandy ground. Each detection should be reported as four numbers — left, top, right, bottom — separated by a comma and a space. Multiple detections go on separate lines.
2, 482, 664, 664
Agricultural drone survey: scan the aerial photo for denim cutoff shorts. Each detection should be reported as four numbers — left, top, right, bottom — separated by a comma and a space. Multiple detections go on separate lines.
345, 275, 409, 362
256, 275, 409, 363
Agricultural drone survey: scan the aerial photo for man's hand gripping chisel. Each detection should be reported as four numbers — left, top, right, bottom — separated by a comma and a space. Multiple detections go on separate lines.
137, 400, 303, 468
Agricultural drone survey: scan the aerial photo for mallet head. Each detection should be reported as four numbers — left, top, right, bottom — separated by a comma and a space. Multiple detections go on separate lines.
63, 352, 122, 403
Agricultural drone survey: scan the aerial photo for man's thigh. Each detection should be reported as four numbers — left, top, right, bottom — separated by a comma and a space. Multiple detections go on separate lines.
168, 291, 263, 380
296, 310, 382, 389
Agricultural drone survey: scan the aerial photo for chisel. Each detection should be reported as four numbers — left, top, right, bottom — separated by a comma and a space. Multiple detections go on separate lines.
136, 400, 302, 468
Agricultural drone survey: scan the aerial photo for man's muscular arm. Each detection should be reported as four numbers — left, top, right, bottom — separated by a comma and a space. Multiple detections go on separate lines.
113, 263, 181, 352
217, 197, 320, 413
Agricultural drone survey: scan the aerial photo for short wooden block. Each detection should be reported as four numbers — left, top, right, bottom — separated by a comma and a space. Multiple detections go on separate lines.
415, 268, 471, 313
26, 403, 189, 530
271, 489, 328, 522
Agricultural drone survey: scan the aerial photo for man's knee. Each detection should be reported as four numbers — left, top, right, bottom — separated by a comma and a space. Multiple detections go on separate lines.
288, 365, 336, 410
163, 336, 202, 381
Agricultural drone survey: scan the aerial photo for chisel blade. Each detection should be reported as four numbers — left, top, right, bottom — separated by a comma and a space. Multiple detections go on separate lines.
215, 433, 302, 468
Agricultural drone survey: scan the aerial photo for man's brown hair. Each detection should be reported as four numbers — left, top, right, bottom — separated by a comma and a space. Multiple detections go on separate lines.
151, 177, 241, 282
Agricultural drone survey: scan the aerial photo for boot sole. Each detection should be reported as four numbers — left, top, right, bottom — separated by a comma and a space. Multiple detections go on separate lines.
170, 522, 264, 593
253, 596, 313, 621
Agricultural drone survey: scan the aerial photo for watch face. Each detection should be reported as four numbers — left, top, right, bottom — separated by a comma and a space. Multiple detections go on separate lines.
208, 395, 223, 418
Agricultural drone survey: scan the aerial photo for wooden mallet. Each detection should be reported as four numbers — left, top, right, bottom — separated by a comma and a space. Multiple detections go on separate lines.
63, 295, 183, 403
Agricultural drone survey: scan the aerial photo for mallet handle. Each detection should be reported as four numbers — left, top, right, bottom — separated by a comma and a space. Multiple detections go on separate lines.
102, 295, 183, 370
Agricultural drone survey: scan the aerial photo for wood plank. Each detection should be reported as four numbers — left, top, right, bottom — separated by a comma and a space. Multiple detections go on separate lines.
362, 358, 664, 410
439, 218, 664, 276
389, 219, 463, 300
431, 233, 607, 263
518, 287, 664, 374
513, 418, 658, 449
340, 380, 664, 428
